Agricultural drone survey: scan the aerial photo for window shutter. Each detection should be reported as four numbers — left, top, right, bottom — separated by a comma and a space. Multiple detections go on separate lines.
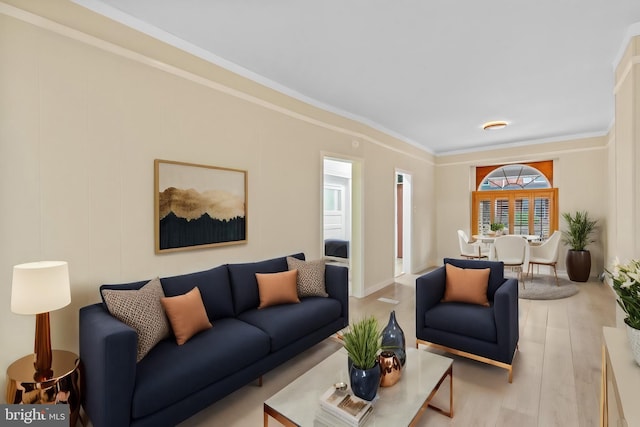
534, 197, 550, 239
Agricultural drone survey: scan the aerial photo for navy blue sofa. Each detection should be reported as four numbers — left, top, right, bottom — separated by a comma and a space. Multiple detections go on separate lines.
415, 258, 518, 382
79, 253, 349, 427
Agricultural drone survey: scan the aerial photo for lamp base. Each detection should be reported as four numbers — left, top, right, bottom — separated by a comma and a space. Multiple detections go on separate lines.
34, 312, 53, 380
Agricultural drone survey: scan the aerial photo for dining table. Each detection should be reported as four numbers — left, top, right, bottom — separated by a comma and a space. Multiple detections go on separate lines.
472, 234, 540, 243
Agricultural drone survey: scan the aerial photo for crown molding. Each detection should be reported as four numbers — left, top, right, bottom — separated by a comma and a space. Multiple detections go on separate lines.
70, 0, 433, 158
612, 21, 640, 69
1, 1, 435, 166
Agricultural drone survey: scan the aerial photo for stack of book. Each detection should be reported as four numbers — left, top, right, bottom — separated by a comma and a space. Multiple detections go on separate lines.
316, 386, 373, 426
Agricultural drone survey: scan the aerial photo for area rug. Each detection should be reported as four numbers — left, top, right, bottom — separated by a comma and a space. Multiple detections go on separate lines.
517, 275, 579, 300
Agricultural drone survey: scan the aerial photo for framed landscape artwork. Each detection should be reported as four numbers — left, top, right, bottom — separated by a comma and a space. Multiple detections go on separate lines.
154, 159, 247, 253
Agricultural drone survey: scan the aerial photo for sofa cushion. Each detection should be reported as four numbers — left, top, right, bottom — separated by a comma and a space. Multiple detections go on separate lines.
228, 253, 304, 314
131, 318, 271, 419
161, 287, 212, 345
286, 256, 328, 297
442, 263, 490, 306
160, 265, 234, 320
238, 297, 342, 351
424, 302, 497, 343
100, 279, 149, 306
101, 277, 171, 362
256, 270, 300, 308
443, 258, 505, 299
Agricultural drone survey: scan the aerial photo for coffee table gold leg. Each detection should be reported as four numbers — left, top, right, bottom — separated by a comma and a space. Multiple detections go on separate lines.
449, 365, 454, 417
264, 403, 297, 427
409, 365, 454, 426
427, 365, 453, 417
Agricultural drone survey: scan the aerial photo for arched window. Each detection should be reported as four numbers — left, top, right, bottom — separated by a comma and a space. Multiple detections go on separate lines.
471, 161, 558, 239
478, 164, 551, 190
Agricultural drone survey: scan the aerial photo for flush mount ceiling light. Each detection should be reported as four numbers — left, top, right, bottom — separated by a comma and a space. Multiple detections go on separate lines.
482, 121, 508, 130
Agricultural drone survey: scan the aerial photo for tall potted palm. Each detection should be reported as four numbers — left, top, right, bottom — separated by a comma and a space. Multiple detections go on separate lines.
562, 211, 597, 282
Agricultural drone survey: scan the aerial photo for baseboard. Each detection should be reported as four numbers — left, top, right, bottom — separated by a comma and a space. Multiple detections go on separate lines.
362, 278, 395, 297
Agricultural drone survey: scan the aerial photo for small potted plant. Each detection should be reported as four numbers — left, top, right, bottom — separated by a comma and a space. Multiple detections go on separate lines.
490, 222, 505, 236
342, 316, 381, 401
562, 211, 597, 282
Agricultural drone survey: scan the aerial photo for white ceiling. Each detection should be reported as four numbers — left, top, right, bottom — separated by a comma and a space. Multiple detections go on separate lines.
77, 0, 640, 155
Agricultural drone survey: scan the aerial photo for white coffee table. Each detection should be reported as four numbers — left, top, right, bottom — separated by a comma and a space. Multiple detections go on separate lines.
264, 347, 453, 426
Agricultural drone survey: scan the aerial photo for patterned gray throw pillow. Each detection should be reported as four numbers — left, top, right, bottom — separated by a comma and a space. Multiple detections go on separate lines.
102, 277, 170, 362
286, 257, 328, 297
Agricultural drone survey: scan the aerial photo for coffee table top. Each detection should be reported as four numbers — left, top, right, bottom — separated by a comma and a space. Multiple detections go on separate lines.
264, 347, 453, 426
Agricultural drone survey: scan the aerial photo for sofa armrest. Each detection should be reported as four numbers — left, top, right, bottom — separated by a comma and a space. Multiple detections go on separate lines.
325, 264, 349, 327
493, 278, 519, 363
415, 267, 446, 335
79, 304, 137, 427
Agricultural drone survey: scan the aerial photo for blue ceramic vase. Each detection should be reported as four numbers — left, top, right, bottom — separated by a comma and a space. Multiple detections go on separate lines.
381, 310, 406, 366
349, 362, 380, 401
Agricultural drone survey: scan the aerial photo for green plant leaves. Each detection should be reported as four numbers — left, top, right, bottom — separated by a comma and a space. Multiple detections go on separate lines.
342, 316, 382, 370
561, 210, 597, 251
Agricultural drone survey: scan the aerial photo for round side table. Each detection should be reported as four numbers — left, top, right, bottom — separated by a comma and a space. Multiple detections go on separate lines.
5, 350, 82, 426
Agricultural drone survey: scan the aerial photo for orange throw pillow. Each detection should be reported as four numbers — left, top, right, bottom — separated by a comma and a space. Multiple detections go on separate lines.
442, 264, 490, 306
161, 287, 212, 345
256, 270, 300, 309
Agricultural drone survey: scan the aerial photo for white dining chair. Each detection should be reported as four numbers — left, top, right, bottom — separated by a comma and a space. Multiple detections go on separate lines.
457, 230, 489, 259
527, 230, 561, 286
491, 235, 529, 286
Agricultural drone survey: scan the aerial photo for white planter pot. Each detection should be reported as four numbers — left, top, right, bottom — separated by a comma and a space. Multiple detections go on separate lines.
625, 324, 640, 366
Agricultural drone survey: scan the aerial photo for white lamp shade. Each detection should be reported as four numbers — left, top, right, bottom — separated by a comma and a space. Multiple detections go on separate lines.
11, 261, 71, 314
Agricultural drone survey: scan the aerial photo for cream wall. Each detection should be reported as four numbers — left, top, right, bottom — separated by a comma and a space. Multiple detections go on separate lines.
435, 136, 609, 275
611, 35, 640, 262
608, 33, 640, 327
1, 0, 635, 389
0, 3, 436, 375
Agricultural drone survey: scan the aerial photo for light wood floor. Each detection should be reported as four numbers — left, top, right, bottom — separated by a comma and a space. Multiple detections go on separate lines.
179, 270, 616, 427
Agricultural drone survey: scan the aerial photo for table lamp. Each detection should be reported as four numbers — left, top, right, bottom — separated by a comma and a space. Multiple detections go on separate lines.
11, 261, 71, 381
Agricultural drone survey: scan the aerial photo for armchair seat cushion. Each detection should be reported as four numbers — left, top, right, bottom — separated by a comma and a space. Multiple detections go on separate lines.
424, 302, 497, 343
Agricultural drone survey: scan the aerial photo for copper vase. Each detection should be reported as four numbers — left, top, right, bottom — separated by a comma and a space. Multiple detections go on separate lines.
378, 351, 402, 387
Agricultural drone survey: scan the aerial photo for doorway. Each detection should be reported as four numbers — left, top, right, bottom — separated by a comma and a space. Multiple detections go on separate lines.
395, 171, 412, 277
323, 155, 363, 297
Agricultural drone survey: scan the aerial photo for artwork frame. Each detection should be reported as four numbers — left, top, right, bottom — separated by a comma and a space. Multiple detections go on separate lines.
154, 159, 247, 253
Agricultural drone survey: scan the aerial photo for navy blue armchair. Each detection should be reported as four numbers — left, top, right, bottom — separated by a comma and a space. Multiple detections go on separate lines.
415, 258, 519, 382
